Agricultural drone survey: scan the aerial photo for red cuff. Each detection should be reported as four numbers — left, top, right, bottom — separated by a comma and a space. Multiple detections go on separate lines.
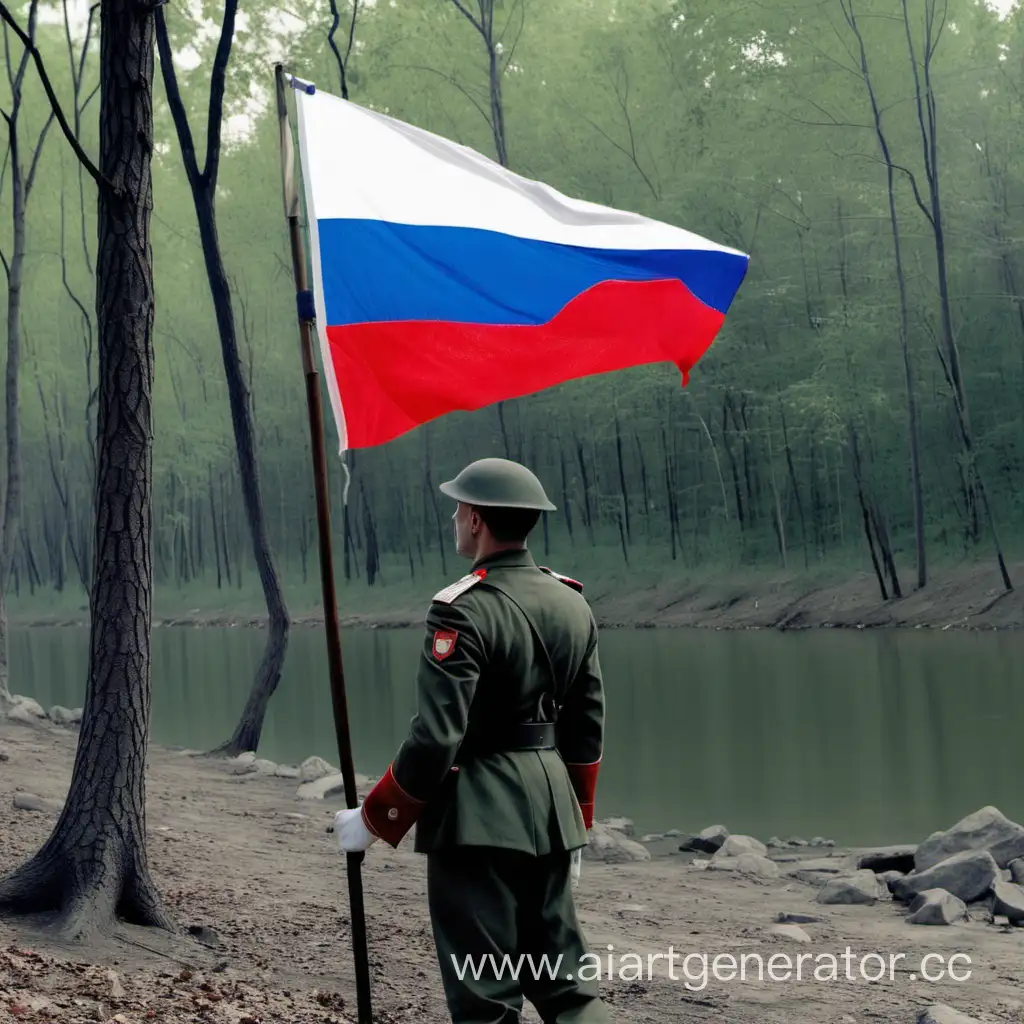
566, 760, 600, 830
361, 763, 425, 848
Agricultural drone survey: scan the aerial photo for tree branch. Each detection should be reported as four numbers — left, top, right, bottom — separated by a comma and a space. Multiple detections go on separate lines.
203, 0, 238, 187
327, 0, 360, 99
449, 0, 483, 36
154, 7, 202, 189
24, 108, 55, 197
0, 0, 106, 189
392, 63, 492, 130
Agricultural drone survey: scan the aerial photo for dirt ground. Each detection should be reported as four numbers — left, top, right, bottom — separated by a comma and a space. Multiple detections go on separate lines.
1, 717, 1023, 1024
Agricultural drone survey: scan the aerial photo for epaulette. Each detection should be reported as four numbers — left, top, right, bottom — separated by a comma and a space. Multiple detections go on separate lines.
539, 566, 584, 593
432, 569, 487, 604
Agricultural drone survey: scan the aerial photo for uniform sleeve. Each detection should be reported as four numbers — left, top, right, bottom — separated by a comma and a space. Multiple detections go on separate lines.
360, 599, 485, 847
557, 613, 604, 829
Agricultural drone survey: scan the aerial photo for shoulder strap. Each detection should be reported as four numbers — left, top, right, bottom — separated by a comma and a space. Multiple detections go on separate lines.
480, 577, 566, 708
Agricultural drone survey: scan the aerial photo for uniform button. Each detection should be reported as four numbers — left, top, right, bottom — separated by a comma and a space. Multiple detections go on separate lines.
387, 808, 399, 820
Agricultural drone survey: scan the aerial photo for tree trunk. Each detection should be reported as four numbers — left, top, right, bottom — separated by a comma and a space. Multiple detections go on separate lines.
0, 0, 172, 936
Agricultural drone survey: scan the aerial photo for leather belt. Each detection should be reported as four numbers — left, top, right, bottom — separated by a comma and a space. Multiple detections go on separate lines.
458, 721, 557, 759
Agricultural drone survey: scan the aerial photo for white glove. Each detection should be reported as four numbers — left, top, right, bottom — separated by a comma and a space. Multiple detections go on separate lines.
333, 805, 378, 853
570, 848, 582, 889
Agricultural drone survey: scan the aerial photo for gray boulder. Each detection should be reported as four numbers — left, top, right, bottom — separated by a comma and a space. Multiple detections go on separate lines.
601, 816, 635, 836
916, 1006, 981, 1024
678, 824, 729, 854
816, 870, 880, 905
13, 792, 62, 813
771, 924, 810, 942
12, 696, 45, 718
299, 755, 337, 783
713, 834, 767, 859
991, 880, 1024, 924
906, 888, 967, 925
6, 704, 40, 726
1009, 858, 1024, 885
892, 849, 999, 905
774, 911, 822, 924
48, 705, 76, 726
707, 853, 779, 879
296, 772, 369, 801
915, 806, 1024, 871
856, 845, 917, 874
584, 822, 650, 863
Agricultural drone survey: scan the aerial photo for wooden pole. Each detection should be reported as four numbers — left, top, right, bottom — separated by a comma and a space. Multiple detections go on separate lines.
273, 62, 373, 1024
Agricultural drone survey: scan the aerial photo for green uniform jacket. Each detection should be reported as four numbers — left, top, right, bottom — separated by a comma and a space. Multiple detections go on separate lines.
361, 548, 604, 855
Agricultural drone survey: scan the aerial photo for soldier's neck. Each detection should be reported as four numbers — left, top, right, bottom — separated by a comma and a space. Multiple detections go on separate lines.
472, 541, 528, 567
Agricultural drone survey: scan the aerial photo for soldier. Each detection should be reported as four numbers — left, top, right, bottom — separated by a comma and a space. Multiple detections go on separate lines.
333, 456, 609, 1023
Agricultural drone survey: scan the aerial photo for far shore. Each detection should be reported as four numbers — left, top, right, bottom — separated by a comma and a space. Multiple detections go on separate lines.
9, 557, 1024, 632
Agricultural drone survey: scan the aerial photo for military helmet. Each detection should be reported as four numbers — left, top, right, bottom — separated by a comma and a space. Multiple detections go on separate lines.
439, 458, 556, 511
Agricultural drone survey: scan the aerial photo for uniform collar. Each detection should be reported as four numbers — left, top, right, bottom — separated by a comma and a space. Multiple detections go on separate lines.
472, 547, 537, 571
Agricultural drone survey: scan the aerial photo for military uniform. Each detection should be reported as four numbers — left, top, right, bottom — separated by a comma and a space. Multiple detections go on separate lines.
357, 460, 609, 1024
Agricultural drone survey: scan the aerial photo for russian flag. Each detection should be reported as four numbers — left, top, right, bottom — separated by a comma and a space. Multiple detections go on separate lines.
293, 84, 748, 452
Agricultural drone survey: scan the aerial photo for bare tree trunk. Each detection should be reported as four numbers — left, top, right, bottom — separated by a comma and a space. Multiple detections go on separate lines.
0, 0, 172, 936
157, 6, 291, 753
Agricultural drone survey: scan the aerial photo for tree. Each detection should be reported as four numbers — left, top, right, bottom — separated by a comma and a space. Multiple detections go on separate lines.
0, 0, 54, 707
155, 0, 290, 756
0, 0, 172, 936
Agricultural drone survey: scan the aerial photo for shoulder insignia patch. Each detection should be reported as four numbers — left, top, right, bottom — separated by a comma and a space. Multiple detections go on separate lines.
432, 568, 487, 604
539, 566, 584, 593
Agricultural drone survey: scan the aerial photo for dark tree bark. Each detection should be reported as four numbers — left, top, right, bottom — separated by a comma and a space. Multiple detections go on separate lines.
156, 3, 290, 755
0, 0, 173, 937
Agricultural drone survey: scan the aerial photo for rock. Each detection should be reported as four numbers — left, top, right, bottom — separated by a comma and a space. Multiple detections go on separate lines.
679, 824, 730, 854
232, 751, 256, 766
771, 924, 811, 942
991, 880, 1024, 923
785, 836, 809, 847
253, 758, 278, 774
892, 849, 999, 905
915, 806, 1024, 871
600, 816, 635, 836
916, 1006, 982, 1024
48, 705, 76, 726
664, 829, 681, 838
68, 707, 83, 724
106, 969, 126, 999
707, 853, 780, 879
0, 745, 8, 761
13, 792, 61, 813
296, 773, 348, 801
816, 870, 880, 905
583, 822, 650, 863
1009, 858, 1024, 885
640, 833, 664, 843
713, 834, 766, 859
767, 836, 784, 848
299, 755, 337, 783
774, 911, 822, 924
11, 696, 45, 718
6, 704, 40, 725
856, 845, 917, 874
878, 869, 905, 891
906, 888, 967, 925
809, 837, 834, 847
273, 765, 300, 779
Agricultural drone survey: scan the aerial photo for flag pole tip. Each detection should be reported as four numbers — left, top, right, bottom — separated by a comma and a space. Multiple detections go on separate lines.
287, 73, 316, 95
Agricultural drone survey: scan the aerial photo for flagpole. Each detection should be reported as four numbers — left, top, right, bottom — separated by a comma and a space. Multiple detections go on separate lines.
274, 62, 373, 1024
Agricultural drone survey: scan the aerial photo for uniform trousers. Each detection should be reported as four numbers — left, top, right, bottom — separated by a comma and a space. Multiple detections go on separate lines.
426, 846, 611, 1023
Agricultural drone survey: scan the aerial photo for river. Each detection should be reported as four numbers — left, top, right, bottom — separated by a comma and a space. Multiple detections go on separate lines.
11, 625, 1022, 848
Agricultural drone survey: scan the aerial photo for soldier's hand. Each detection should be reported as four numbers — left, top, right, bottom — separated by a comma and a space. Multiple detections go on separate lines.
332, 805, 378, 852
570, 848, 582, 889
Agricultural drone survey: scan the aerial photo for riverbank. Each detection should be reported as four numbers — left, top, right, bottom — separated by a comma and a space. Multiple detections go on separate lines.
9, 556, 1024, 631
2, 716, 1023, 1023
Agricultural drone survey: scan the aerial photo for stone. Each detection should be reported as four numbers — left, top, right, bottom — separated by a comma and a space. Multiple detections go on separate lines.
713, 834, 766, 859
299, 756, 337, 783
916, 1006, 982, 1024
707, 853, 779, 879
906, 888, 967, 925
785, 836, 809, 847
13, 792, 61, 813
771, 924, 811, 942
6, 704, 40, 726
253, 759, 278, 774
679, 824, 729, 854
601, 816, 635, 836
915, 806, 1024, 871
106, 970, 126, 999
68, 707, 83, 724
664, 829, 681, 838
774, 911, 822, 924
809, 837, 834, 847
991, 880, 1024, 924
640, 833, 664, 843
816, 870, 880, 905
1009, 858, 1024, 885
296, 773, 349, 801
233, 751, 256, 766
48, 705, 76, 726
0, 745, 8, 762
879, 869, 906, 888
767, 836, 784, 848
856, 845, 917, 874
583, 822, 651, 863
11, 696, 45, 718
273, 765, 300, 779
892, 849, 999, 905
